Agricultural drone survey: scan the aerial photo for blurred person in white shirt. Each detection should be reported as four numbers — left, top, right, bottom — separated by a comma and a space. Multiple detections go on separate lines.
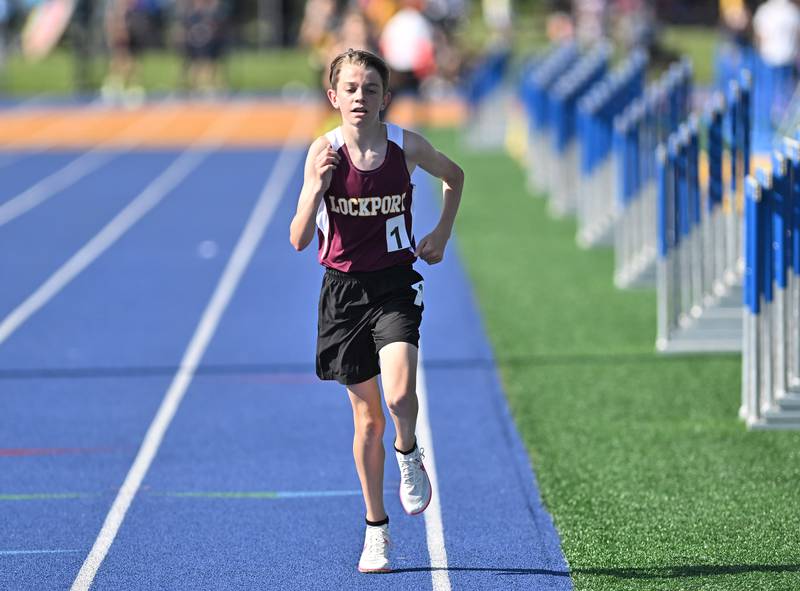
379, 0, 435, 97
753, 0, 800, 137
753, 0, 800, 66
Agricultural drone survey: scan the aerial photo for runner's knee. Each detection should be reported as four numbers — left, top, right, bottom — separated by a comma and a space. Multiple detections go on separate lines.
385, 389, 416, 416
354, 407, 386, 441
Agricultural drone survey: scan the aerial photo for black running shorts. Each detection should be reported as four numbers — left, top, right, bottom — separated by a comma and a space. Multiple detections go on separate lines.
316, 264, 424, 386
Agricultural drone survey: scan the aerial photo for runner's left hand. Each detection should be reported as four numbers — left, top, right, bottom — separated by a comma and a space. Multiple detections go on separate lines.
414, 229, 448, 265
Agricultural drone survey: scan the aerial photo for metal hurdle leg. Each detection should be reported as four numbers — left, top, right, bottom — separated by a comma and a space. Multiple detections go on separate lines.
565, 142, 579, 214
577, 169, 598, 247
531, 131, 552, 195
550, 142, 578, 217
581, 160, 615, 247
725, 206, 739, 285
713, 208, 729, 296
629, 193, 642, 279
529, 133, 545, 194
759, 295, 774, 415
602, 157, 616, 243
790, 270, 800, 389
614, 205, 629, 287
656, 257, 673, 350
526, 137, 539, 194
773, 270, 800, 411
736, 209, 746, 278
566, 140, 581, 214
642, 182, 658, 274
742, 308, 760, 423
702, 207, 718, 305
773, 286, 787, 401
689, 227, 705, 318
678, 240, 693, 328
542, 132, 555, 197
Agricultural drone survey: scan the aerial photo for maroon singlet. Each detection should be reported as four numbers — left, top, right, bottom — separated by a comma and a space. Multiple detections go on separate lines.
315, 124, 416, 273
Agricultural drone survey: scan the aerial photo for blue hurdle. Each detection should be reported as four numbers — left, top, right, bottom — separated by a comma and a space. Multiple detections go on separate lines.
575, 49, 648, 248
716, 41, 798, 153
547, 42, 612, 217
519, 42, 580, 195
741, 138, 800, 429
613, 60, 692, 288
463, 47, 513, 150
655, 75, 752, 353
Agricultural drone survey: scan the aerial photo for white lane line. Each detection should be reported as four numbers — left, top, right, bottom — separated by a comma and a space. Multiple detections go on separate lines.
0, 108, 245, 348
69, 116, 310, 591
0, 103, 179, 227
0, 151, 115, 225
417, 353, 452, 591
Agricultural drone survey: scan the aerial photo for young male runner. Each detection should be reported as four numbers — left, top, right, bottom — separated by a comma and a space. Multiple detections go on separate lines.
289, 48, 464, 573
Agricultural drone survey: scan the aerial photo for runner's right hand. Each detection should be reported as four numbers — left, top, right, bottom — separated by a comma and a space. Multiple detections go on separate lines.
315, 144, 340, 192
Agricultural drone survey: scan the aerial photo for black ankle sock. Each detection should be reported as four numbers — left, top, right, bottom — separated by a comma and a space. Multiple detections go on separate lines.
394, 440, 417, 455
366, 516, 389, 527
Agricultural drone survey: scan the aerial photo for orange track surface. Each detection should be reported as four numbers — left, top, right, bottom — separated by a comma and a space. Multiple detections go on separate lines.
0, 99, 467, 149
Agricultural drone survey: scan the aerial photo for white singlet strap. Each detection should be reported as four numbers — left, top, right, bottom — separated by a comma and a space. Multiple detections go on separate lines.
316, 198, 330, 257
325, 127, 345, 151
386, 123, 404, 150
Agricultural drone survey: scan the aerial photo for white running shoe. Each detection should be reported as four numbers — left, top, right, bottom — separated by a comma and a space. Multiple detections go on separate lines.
396, 446, 432, 515
358, 523, 391, 573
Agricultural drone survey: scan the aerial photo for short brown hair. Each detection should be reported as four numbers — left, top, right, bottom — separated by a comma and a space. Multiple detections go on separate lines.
329, 48, 390, 93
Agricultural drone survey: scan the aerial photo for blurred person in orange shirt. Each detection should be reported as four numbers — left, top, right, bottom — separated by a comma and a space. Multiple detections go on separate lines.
358, 0, 399, 32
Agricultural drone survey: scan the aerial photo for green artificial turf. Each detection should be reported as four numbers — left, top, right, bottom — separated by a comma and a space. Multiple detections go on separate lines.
0, 26, 716, 96
660, 26, 719, 87
423, 127, 800, 591
0, 48, 319, 96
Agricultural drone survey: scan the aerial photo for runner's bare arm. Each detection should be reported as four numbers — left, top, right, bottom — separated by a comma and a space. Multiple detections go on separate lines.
404, 131, 464, 265
290, 137, 341, 251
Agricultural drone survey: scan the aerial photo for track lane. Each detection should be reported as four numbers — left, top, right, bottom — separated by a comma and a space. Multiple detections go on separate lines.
86, 164, 572, 591
0, 151, 176, 315
90, 153, 439, 591
0, 148, 281, 591
1, 128, 572, 590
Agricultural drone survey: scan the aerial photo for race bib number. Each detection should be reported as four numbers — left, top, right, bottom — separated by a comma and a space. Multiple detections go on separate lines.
411, 281, 424, 306
386, 214, 411, 253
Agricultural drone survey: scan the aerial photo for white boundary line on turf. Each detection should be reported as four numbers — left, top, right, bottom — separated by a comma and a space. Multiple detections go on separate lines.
0, 107, 245, 348
69, 115, 310, 591
417, 352, 452, 591
0, 102, 181, 227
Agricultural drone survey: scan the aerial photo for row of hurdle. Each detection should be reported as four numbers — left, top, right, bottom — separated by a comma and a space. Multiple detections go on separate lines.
517, 41, 799, 429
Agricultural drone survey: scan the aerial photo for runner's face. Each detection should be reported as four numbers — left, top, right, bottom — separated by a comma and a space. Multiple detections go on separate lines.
329, 64, 388, 127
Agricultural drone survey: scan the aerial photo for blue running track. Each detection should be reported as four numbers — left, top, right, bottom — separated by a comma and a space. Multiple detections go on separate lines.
0, 118, 571, 590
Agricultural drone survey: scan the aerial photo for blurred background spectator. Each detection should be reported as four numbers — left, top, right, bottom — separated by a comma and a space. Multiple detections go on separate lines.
3, 0, 799, 112
752, 0, 800, 68
720, 0, 752, 47
753, 0, 800, 133
101, 0, 158, 104
573, 0, 607, 44
178, 0, 229, 95
0, 0, 8, 70
379, 0, 436, 96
